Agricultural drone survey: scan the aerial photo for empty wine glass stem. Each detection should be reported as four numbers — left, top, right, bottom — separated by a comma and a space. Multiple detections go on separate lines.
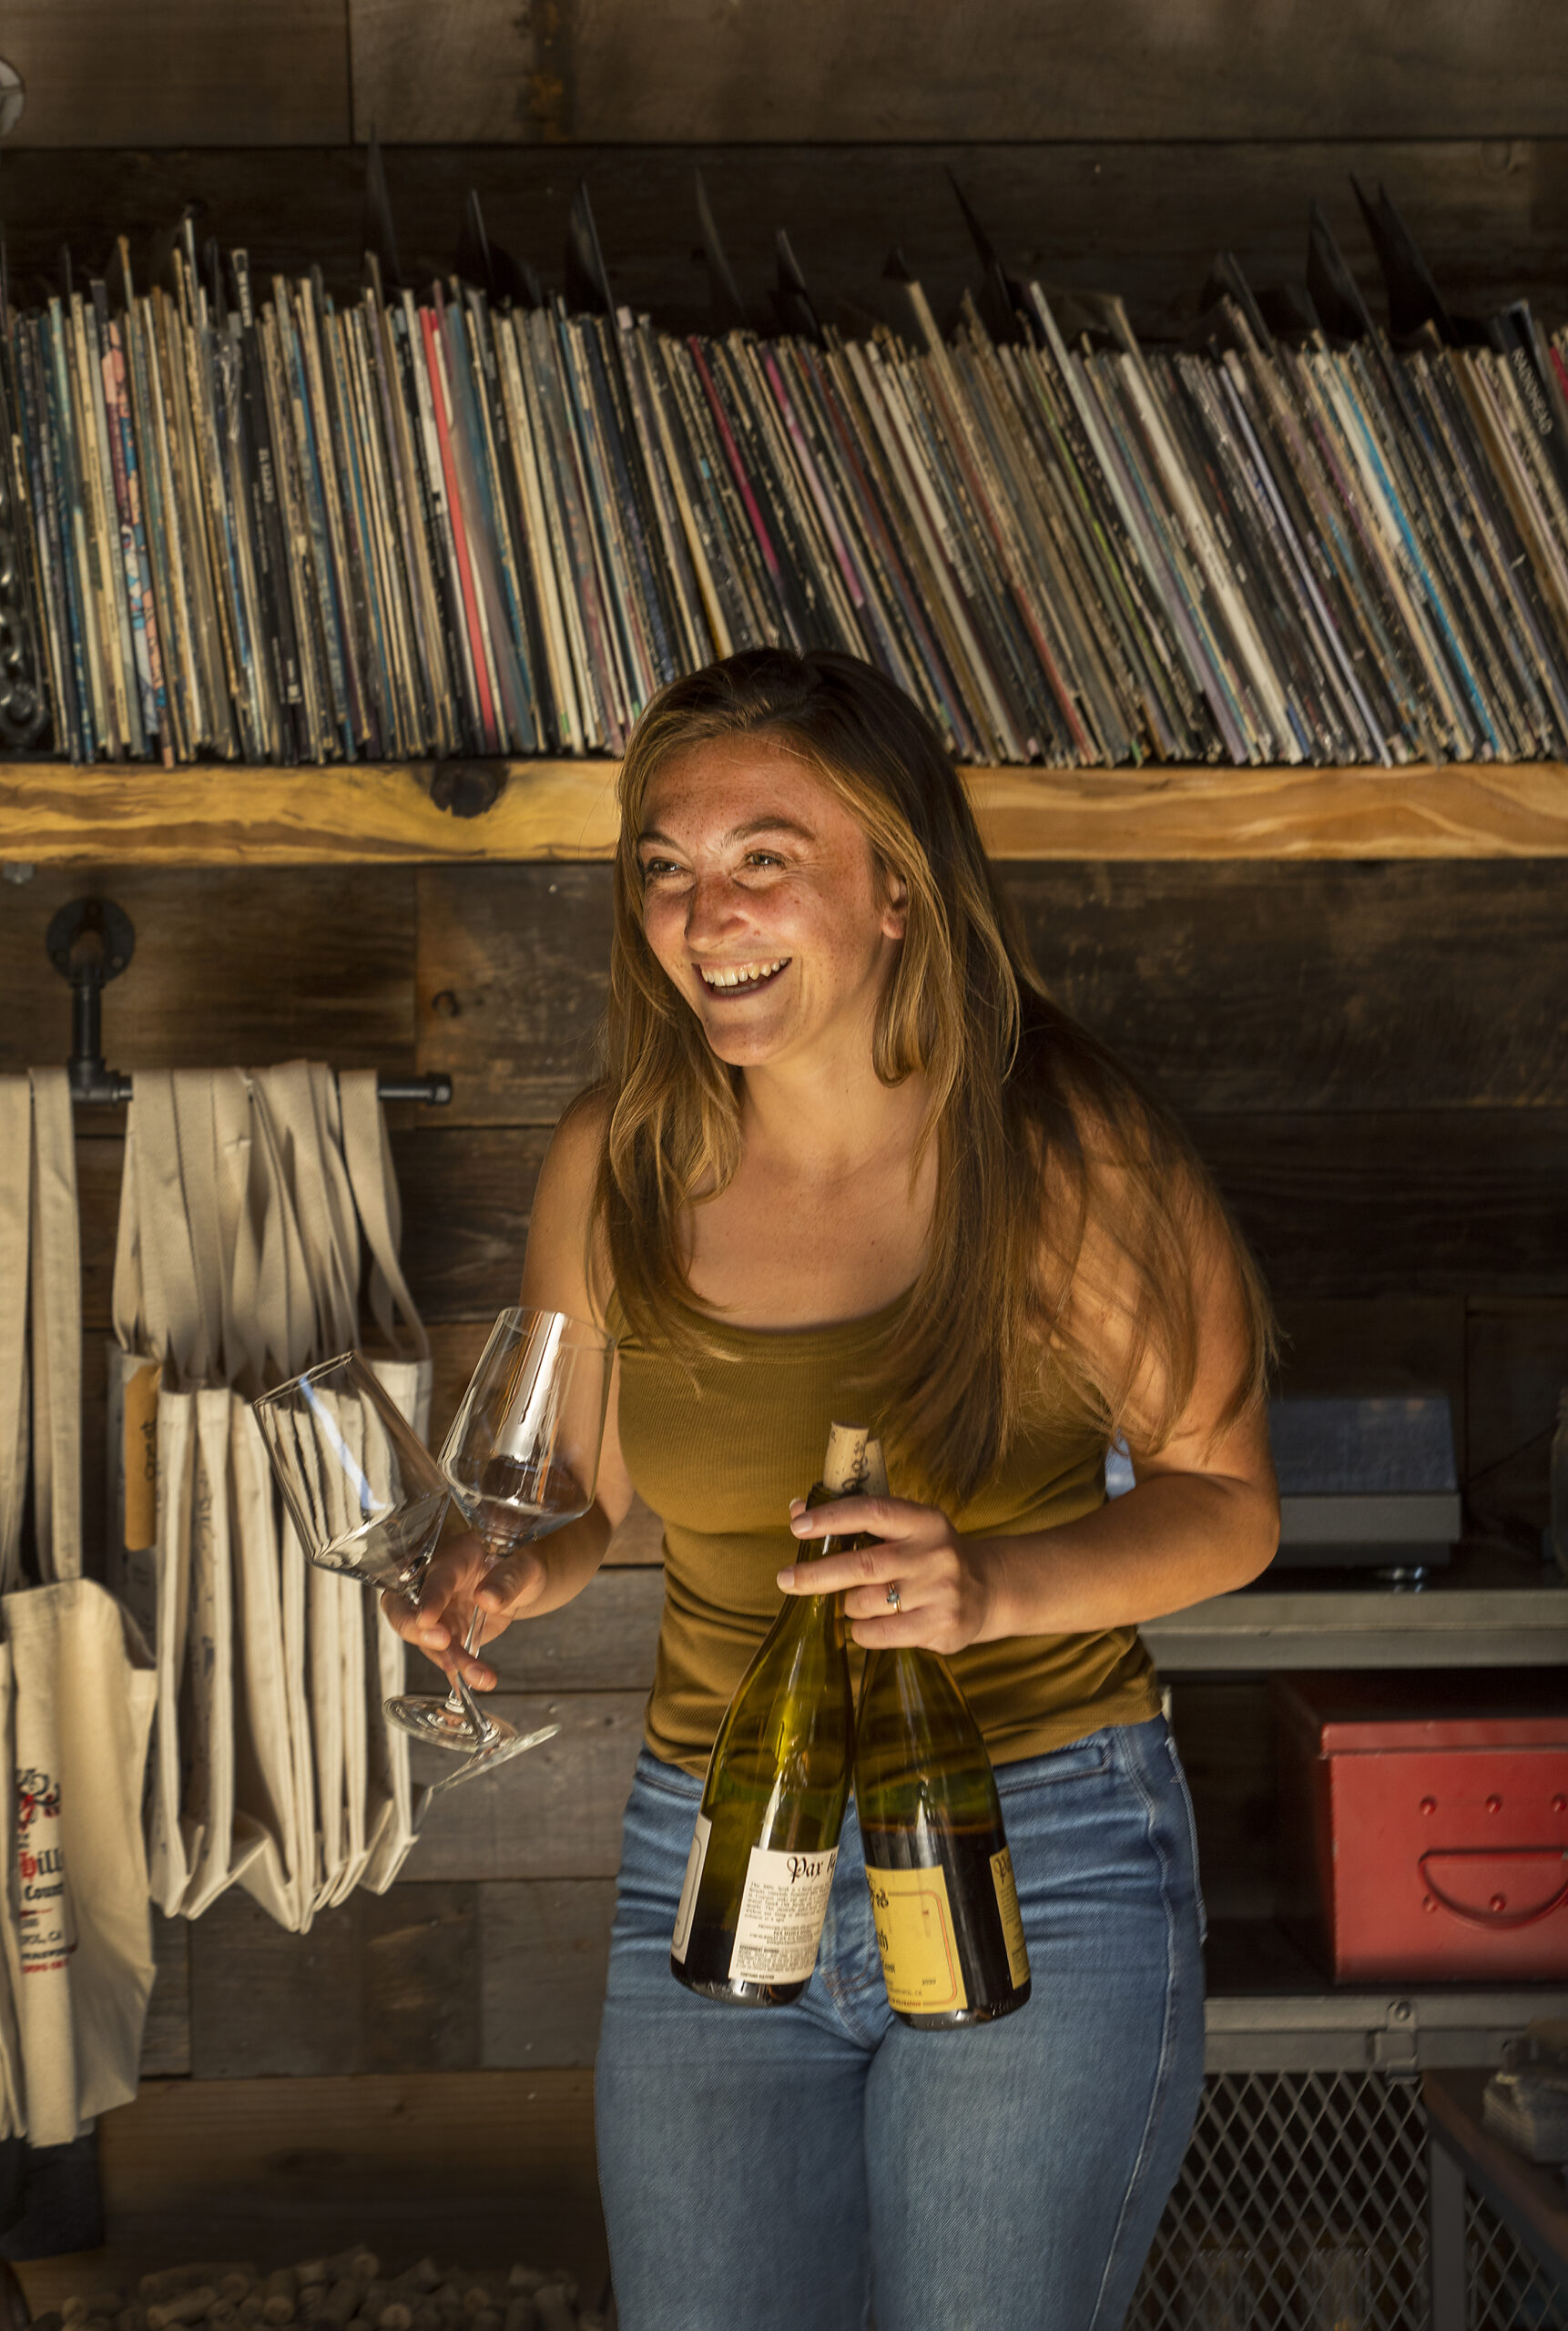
443, 1611, 498, 1744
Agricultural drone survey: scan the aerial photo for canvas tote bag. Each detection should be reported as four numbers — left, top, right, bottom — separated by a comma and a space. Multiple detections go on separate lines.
2, 1072, 155, 2146
109, 1072, 306, 1923
109, 1064, 433, 1927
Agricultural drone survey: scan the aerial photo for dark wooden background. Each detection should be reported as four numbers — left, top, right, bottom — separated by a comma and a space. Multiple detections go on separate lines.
1, 854, 1563, 2094
5, 1, 1568, 333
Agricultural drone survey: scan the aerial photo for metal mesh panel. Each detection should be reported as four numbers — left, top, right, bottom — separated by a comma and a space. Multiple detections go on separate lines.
1467, 2188, 1568, 2331
1129, 2072, 1568, 2331
1129, 2071, 1428, 2329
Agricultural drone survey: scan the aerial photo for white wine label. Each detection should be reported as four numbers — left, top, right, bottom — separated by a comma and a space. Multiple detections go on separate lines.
990, 1846, 1031, 1989
864, 1860, 967, 2015
729, 1844, 838, 1984
670, 1811, 711, 1965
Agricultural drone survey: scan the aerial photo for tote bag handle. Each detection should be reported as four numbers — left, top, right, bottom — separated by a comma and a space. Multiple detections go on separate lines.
0, 1079, 31, 1594
28, 1071, 82, 1583
339, 1071, 430, 1363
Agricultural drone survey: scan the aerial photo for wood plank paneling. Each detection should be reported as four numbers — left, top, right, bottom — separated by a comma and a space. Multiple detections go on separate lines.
1191, 1110, 1568, 1300
407, 1691, 645, 1879
480, 1882, 616, 2070
350, 0, 565, 147
1273, 1297, 1469, 1405
1464, 1298, 1568, 1542
417, 866, 610, 1125
393, 1126, 552, 1319
347, 1, 1568, 145
87, 2071, 604, 2289
160, 1874, 615, 2078
143, 1911, 192, 2078
1006, 862, 1568, 1115
0, 867, 417, 1082
3, 5, 351, 148
415, 861, 1568, 1125
188, 1883, 483, 2077
411, 1566, 664, 1696
0, 143, 1563, 349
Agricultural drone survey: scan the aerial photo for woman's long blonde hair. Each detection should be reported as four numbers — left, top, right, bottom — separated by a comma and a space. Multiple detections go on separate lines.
592, 648, 1273, 1505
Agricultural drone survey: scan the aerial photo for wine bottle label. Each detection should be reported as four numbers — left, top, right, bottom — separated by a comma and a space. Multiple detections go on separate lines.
670, 1812, 711, 1965
864, 1861, 967, 2016
728, 1844, 839, 1984
990, 1846, 1031, 1988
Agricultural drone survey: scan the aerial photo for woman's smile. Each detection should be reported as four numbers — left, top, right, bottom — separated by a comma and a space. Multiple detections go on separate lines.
694, 956, 791, 995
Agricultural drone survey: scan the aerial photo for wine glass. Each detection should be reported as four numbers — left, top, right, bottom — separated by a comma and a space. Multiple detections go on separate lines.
251, 1351, 558, 1792
409, 1305, 616, 1754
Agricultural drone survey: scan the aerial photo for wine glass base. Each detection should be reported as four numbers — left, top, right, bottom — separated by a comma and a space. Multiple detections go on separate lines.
383, 1691, 516, 1754
410, 1722, 562, 1829
443, 1726, 559, 1788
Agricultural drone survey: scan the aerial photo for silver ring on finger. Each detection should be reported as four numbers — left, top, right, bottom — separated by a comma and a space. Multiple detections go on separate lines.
885, 1582, 901, 1613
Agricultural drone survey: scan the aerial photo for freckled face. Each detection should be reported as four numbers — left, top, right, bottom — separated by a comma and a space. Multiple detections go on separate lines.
636, 736, 906, 1074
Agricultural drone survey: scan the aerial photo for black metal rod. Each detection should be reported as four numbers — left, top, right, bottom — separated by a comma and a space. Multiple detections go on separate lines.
68, 1071, 453, 1106
375, 1074, 453, 1105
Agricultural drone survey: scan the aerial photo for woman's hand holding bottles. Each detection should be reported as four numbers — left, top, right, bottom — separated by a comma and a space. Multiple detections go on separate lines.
778, 1488, 993, 1654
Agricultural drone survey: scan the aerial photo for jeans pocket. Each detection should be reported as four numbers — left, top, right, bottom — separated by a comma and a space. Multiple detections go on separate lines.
995, 1734, 1112, 1797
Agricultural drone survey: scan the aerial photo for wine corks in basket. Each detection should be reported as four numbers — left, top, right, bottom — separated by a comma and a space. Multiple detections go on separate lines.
26, 2254, 606, 2331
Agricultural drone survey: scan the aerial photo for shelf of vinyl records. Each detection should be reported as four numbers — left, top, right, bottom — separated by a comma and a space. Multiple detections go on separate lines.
5, 756, 1568, 865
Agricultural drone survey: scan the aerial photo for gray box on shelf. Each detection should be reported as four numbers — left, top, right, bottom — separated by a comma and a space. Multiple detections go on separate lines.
1270, 1395, 1461, 1569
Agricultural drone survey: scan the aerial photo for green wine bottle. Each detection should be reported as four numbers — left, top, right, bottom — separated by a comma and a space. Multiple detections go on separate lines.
855, 1440, 1032, 2029
669, 1421, 866, 2006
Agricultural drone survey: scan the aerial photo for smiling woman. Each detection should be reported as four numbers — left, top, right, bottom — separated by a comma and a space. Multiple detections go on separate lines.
385, 647, 1280, 2331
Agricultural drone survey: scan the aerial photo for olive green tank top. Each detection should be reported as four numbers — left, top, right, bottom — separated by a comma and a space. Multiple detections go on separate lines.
610, 1290, 1161, 1777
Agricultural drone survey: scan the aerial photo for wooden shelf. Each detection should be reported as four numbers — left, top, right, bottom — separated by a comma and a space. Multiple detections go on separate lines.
5, 758, 1568, 865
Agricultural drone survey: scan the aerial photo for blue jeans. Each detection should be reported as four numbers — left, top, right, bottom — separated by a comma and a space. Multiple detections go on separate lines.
596, 1715, 1206, 2331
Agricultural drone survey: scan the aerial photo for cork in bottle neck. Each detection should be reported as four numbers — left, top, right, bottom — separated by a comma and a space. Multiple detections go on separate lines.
820, 1421, 870, 1499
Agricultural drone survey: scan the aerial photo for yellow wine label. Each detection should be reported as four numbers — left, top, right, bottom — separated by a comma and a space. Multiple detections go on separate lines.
122, 1359, 161, 1554
864, 1861, 967, 2015
730, 1845, 838, 1983
990, 1846, 1031, 1989
670, 1812, 710, 1964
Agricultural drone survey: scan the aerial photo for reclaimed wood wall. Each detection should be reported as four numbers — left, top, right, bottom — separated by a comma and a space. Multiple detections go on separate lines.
4, 0, 1568, 334
0, 853, 1563, 2086
5, 0, 1568, 146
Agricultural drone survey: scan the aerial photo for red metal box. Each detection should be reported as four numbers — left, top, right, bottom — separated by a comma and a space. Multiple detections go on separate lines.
1272, 1671, 1568, 1984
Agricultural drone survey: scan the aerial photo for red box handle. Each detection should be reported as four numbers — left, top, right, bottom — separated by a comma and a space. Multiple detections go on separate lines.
1419, 1847, 1568, 1929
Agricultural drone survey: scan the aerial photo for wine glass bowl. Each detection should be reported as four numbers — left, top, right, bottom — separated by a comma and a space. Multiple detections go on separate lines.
253, 1352, 451, 1601
443, 1308, 614, 1544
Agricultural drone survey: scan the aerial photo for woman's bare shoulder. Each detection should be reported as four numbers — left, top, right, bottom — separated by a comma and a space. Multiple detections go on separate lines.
521, 1090, 611, 1318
